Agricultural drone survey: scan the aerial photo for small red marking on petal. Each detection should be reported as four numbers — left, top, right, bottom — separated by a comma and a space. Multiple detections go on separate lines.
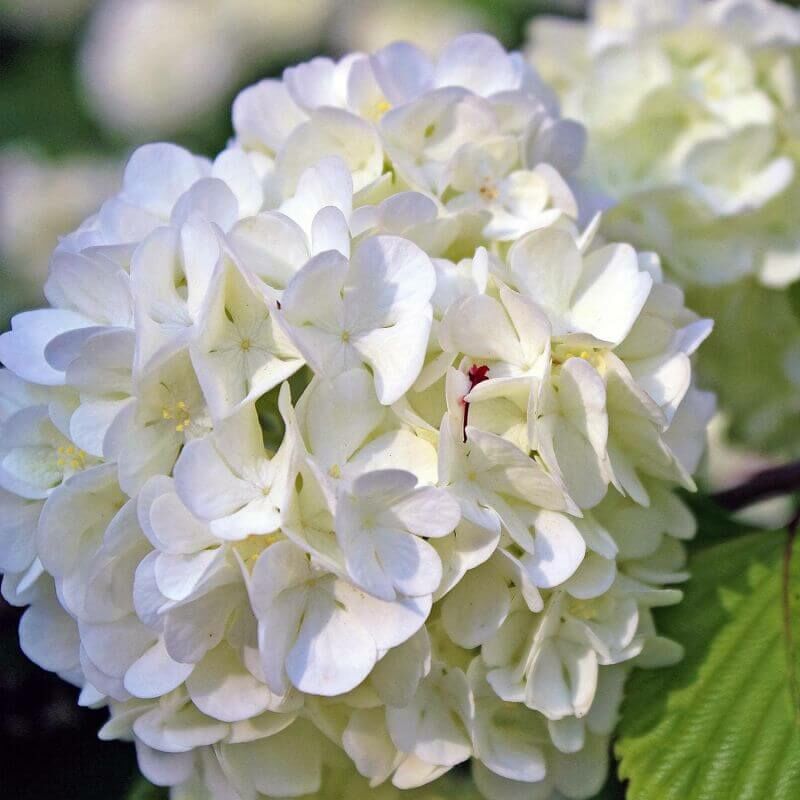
463, 364, 490, 442
468, 364, 490, 387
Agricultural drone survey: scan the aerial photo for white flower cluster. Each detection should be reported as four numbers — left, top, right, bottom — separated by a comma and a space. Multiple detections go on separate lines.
528, 0, 800, 289
0, 35, 713, 800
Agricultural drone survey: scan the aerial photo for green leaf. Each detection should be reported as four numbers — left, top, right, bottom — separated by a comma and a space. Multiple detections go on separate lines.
616, 531, 800, 799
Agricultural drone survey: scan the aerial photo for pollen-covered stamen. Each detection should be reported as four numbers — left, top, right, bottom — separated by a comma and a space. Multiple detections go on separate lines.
162, 399, 192, 433
371, 99, 392, 121
462, 363, 490, 442
56, 444, 87, 472
479, 181, 499, 202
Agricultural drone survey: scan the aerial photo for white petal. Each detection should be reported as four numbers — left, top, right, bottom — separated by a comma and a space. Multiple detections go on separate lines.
548, 716, 586, 754
122, 143, 206, 218
0, 490, 40, 573
80, 615, 152, 680
135, 742, 194, 787
146, 489, 217, 554
186, 641, 276, 722
388, 486, 461, 538
249, 540, 311, 618
311, 205, 351, 258
171, 177, 239, 231
508, 228, 581, 330
133, 704, 228, 754
353, 311, 433, 405
570, 243, 652, 344
163, 585, 239, 664
551, 733, 609, 798
229, 212, 308, 291
154, 549, 223, 602
213, 147, 264, 218
218, 721, 322, 797
439, 294, 523, 363
335, 578, 430, 652
564, 552, 616, 599
0, 309, 92, 385
371, 42, 433, 104
302, 369, 384, 470
370, 628, 431, 707
20, 591, 80, 674
232, 79, 305, 153
386, 667, 472, 767
442, 560, 510, 648
286, 583, 377, 696
525, 510, 586, 588
174, 436, 259, 523
473, 761, 553, 800
375, 527, 443, 598
435, 34, 517, 96
280, 155, 353, 238
348, 235, 436, 324
124, 639, 194, 699
277, 108, 383, 194
343, 707, 398, 784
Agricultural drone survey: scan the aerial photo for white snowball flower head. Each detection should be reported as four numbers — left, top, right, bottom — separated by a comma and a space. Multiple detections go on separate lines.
0, 33, 714, 800
527, 0, 800, 289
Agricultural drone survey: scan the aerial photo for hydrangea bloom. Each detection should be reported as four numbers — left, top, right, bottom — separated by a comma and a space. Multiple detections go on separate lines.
528, 0, 800, 289
527, 0, 799, 458
0, 34, 713, 800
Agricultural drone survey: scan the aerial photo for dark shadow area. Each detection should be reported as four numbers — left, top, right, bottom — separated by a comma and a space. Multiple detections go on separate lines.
1, 600, 140, 800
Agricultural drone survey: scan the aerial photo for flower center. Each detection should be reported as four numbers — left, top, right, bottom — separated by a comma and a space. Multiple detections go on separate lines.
162, 400, 192, 433
56, 444, 87, 472
479, 182, 499, 202
372, 99, 392, 120
552, 344, 606, 373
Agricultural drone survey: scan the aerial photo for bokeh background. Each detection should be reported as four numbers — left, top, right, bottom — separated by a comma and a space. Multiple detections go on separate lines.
0, 1, 796, 797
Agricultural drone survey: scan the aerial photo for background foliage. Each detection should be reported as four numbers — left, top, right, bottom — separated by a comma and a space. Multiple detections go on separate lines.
618, 530, 800, 800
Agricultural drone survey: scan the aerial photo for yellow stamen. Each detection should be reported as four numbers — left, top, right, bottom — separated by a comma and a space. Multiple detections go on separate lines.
374, 99, 392, 118
479, 182, 499, 202
57, 444, 87, 472
161, 400, 191, 433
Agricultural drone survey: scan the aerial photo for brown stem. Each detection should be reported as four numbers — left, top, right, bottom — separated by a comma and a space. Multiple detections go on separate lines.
710, 461, 800, 512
